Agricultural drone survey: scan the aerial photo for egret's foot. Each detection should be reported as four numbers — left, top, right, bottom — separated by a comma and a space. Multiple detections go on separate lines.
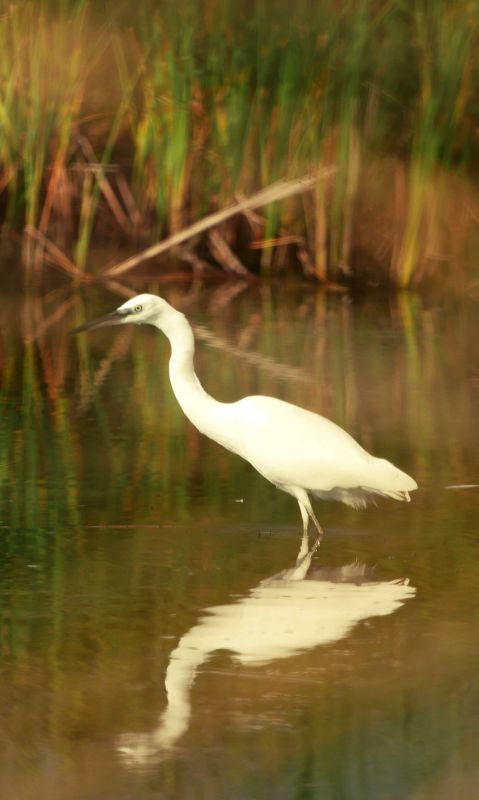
309, 535, 322, 555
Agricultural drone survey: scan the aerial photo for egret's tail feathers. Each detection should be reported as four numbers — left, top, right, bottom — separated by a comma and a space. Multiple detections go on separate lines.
312, 486, 377, 509
312, 459, 417, 510
364, 486, 411, 503
361, 457, 417, 505
371, 458, 418, 492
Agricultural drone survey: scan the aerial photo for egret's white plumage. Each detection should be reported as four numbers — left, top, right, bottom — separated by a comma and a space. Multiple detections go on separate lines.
74, 293, 417, 563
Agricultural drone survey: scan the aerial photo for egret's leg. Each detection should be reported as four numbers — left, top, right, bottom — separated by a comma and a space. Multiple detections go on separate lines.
286, 506, 323, 581
296, 489, 325, 555
296, 501, 310, 565
309, 507, 324, 550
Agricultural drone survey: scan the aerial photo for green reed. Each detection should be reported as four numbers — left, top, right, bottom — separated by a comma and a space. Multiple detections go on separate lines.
395, 1, 479, 286
0, 0, 478, 285
0, 3, 88, 231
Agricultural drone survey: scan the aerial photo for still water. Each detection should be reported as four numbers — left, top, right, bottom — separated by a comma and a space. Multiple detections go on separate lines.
0, 279, 478, 799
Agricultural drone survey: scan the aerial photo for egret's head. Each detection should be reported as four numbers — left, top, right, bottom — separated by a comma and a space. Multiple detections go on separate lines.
72, 294, 171, 333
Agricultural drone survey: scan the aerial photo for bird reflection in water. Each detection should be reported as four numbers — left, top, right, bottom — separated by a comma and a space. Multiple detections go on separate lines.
118, 551, 415, 766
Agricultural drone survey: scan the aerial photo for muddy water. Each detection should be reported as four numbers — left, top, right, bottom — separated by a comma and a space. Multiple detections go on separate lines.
0, 280, 478, 799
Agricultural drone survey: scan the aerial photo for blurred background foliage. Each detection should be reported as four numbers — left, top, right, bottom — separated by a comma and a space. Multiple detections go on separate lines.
0, 0, 479, 285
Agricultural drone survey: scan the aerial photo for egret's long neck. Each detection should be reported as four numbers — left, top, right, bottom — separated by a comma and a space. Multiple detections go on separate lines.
157, 309, 241, 454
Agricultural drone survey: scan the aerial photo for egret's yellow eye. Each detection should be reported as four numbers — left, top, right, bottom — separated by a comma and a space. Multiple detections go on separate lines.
134, 304, 142, 313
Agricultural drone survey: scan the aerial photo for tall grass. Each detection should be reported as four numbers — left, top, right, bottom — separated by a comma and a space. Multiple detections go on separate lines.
0, 3, 88, 229
395, 1, 479, 286
0, 0, 479, 286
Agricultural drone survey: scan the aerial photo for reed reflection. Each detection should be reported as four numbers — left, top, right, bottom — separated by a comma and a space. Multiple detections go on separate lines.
118, 560, 415, 765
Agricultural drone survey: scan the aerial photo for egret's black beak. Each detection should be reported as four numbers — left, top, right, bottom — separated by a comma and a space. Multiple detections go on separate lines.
71, 309, 129, 334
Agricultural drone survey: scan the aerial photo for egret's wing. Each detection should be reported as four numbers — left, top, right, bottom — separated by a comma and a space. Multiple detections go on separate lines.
233, 395, 416, 496
233, 395, 370, 491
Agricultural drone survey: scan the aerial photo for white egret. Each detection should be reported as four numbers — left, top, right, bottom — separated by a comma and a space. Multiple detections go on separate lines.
73, 293, 417, 562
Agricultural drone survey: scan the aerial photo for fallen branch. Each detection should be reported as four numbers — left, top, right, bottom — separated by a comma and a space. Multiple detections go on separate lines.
208, 228, 250, 276
102, 168, 336, 279
250, 234, 303, 249
178, 247, 212, 274
24, 226, 92, 282
76, 136, 133, 234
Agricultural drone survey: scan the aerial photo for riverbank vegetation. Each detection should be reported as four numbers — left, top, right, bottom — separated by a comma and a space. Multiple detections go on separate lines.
1, 0, 479, 287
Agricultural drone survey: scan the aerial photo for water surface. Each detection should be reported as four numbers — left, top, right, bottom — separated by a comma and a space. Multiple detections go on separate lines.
0, 280, 478, 799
